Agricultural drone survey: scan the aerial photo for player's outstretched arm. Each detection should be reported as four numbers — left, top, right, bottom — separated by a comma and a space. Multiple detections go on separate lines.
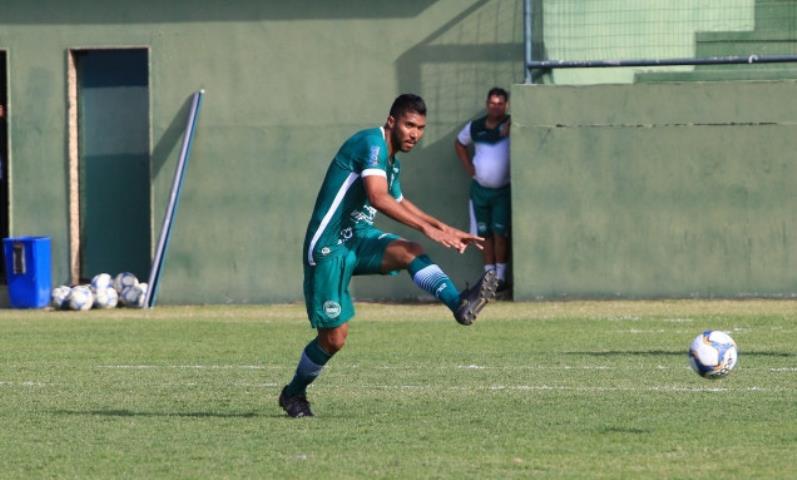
401, 198, 484, 251
400, 198, 448, 231
364, 176, 475, 252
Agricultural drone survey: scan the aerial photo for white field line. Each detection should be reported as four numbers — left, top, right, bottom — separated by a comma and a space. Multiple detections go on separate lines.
96, 365, 268, 369
457, 364, 613, 370
95, 364, 669, 371
0, 381, 279, 388
617, 328, 751, 334
92, 364, 796, 373
327, 384, 779, 393
362, 364, 689, 371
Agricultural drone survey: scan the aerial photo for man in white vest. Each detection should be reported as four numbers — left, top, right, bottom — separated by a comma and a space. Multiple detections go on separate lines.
455, 87, 511, 293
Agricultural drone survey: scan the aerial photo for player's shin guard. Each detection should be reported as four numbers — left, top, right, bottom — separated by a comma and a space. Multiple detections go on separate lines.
408, 254, 461, 312
285, 338, 333, 397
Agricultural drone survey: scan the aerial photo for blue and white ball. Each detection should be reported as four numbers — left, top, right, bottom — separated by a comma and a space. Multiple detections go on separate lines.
689, 330, 738, 379
51, 285, 72, 309
113, 272, 139, 294
91, 273, 113, 291
68, 285, 94, 311
121, 282, 148, 308
93, 287, 119, 309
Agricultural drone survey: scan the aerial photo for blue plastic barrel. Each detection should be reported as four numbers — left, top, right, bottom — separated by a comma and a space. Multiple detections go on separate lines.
3, 236, 52, 308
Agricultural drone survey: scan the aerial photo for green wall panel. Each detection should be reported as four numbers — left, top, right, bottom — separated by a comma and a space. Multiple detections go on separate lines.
511, 80, 797, 299
0, 0, 523, 304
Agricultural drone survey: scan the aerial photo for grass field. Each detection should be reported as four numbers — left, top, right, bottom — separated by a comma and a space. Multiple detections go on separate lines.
1, 300, 795, 479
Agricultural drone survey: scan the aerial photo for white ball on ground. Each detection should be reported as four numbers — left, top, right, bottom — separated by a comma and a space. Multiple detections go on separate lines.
121, 283, 148, 308
113, 272, 139, 294
51, 285, 72, 309
93, 286, 119, 309
68, 285, 94, 311
91, 273, 113, 290
688, 330, 738, 379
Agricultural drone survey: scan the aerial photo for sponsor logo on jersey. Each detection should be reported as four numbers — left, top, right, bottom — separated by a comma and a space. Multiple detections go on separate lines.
350, 205, 377, 225
368, 146, 381, 166
321, 246, 331, 256
323, 301, 342, 319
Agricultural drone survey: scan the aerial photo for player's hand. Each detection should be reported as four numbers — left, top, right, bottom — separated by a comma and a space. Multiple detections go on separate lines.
421, 224, 457, 249
451, 230, 485, 253
422, 225, 483, 253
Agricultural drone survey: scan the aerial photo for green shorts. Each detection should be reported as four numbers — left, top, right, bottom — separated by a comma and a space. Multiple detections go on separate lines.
303, 227, 401, 329
469, 180, 511, 236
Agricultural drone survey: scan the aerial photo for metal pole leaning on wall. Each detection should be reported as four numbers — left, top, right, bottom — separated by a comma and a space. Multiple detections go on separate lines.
524, 0, 533, 84
144, 89, 205, 308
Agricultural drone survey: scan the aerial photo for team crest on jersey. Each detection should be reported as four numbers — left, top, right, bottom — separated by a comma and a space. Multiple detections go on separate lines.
323, 301, 342, 318
368, 146, 381, 166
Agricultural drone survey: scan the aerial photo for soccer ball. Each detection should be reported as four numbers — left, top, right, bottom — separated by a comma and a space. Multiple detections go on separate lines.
121, 282, 148, 308
68, 285, 94, 311
91, 273, 113, 290
93, 287, 119, 309
51, 285, 72, 309
113, 272, 139, 294
689, 330, 738, 379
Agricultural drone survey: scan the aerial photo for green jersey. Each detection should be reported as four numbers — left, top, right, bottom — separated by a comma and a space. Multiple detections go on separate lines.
303, 127, 403, 267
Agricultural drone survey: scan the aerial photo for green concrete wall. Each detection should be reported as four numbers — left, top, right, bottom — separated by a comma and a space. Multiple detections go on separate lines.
510, 80, 797, 299
0, 0, 523, 303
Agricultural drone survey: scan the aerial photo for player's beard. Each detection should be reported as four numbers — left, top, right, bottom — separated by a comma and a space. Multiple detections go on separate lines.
392, 129, 415, 153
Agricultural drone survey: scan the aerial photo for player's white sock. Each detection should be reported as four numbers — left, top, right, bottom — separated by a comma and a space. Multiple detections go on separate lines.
484, 264, 496, 273
409, 255, 461, 312
496, 263, 507, 281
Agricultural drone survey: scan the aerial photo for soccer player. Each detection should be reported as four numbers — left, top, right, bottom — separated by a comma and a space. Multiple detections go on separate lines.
279, 94, 499, 418
454, 87, 512, 293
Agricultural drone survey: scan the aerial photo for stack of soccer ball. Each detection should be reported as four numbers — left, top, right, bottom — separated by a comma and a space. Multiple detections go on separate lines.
50, 272, 148, 311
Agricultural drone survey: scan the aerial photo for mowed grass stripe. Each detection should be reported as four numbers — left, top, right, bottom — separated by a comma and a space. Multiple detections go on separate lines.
0, 301, 795, 479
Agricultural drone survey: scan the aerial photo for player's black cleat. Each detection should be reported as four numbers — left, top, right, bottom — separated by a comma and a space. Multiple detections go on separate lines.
454, 269, 498, 326
279, 386, 314, 418
495, 279, 512, 300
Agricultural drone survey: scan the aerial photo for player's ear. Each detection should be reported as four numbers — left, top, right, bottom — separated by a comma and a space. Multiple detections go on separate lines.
386, 115, 396, 129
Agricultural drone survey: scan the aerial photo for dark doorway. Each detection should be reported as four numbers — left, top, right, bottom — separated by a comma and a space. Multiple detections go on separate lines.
74, 49, 150, 280
0, 51, 9, 280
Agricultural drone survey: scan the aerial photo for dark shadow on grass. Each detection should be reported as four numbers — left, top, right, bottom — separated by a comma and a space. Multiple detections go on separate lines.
599, 426, 651, 435
563, 351, 795, 357
52, 409, 285, 419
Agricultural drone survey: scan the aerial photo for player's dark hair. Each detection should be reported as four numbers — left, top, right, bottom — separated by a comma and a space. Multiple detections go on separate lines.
389, 94, 427, 118
487, 87, 509, 101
